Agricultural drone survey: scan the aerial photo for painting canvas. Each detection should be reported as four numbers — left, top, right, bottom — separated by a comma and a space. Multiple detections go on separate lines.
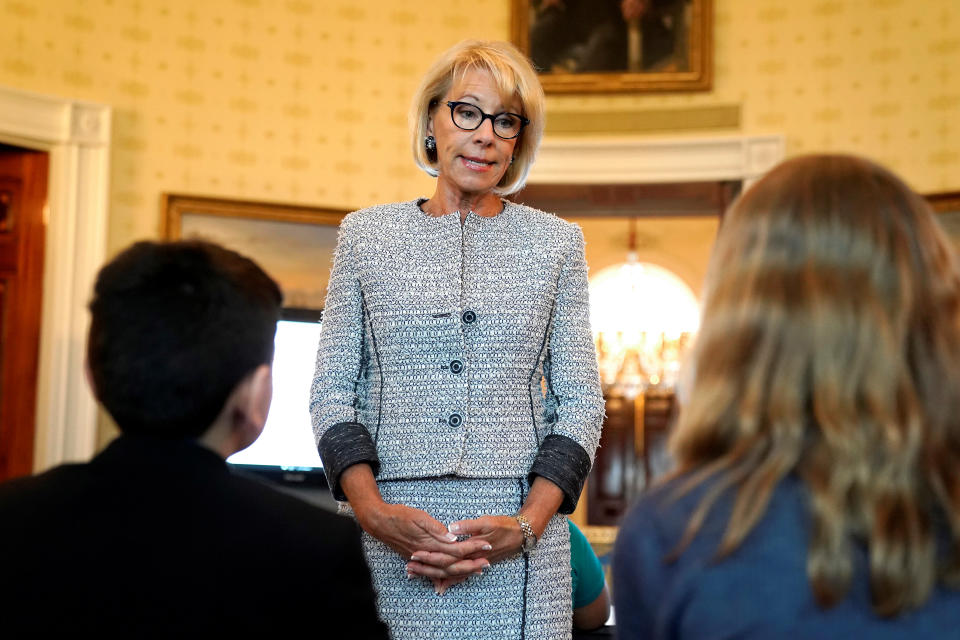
511, 0, 712, 93
163, 195, 346, 309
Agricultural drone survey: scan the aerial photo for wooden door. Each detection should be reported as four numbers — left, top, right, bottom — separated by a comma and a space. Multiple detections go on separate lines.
587, 392, 640, 526
586, 389, 677, 526
0, 145, 49, 481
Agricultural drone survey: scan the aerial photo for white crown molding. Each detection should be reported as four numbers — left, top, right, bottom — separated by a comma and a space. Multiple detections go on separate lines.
70, 102, 111, 147
530, 133, 785, 187
0, 84, 111, 471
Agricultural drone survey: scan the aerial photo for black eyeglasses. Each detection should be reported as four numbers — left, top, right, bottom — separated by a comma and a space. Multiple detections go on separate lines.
446, 101, 529, 140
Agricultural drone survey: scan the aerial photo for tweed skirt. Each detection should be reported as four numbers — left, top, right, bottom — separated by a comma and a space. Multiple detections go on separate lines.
342, 476, 572, 640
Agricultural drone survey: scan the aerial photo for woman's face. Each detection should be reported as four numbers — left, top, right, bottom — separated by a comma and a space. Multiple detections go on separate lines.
427, 69, 522, 199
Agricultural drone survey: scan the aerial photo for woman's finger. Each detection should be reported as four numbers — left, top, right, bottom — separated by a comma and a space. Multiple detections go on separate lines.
406, 557, 490, 579
410, 512, 459, 544
448, 516, 494, 537
409, 550, 460, 568
406, 561, 455, 579
370, 504, 456, 556
410, 537, 493, 562
410, 542, 494, 568
432, 575, 471, 596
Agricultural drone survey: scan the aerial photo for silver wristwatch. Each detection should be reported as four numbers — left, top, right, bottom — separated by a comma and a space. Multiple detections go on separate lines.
513, 513, 538, 553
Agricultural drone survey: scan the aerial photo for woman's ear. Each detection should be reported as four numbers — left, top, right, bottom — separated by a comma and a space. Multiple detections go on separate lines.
426, 98, 440, 136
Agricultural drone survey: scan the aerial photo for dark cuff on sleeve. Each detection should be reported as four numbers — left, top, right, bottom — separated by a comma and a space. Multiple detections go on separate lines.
318, 421, 380, 501
527, 433, 592, 514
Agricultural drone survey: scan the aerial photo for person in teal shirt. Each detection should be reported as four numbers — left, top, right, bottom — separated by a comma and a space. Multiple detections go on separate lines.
569, 519, 611, 631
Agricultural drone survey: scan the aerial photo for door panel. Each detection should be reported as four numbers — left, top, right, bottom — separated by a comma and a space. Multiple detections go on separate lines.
0, 147, 49, 481
586, 389, 677, 526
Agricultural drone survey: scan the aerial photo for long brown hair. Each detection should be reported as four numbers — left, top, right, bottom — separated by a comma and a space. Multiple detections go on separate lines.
670, 154, 960, 616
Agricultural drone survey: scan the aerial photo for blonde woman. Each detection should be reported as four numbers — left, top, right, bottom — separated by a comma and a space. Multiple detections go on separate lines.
614, 154, 960, 638
311, 40, 604, 639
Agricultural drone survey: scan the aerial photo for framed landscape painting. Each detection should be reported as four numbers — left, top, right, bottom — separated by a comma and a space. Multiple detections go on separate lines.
163, 194, 346, 309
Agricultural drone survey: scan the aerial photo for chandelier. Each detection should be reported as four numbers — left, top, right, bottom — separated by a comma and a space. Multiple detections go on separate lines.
588, 224, 699, 397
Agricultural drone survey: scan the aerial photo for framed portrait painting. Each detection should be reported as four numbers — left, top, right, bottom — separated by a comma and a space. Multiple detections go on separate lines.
163, 194, 347, 309
511, 0, 713, 93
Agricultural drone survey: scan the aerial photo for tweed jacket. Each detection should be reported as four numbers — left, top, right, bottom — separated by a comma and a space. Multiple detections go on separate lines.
310, 199, 605, 512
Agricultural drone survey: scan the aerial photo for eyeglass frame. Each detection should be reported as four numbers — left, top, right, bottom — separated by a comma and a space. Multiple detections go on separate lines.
444, 101, 530, 140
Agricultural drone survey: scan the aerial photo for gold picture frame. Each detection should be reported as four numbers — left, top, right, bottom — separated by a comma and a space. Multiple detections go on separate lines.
511, 0, 713, 93
927, 191, 960, 214
163, 194, 347, 309
927, 192, 960, 254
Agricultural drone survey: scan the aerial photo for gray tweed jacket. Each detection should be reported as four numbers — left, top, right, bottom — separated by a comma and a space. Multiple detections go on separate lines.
310, 199, 605, 512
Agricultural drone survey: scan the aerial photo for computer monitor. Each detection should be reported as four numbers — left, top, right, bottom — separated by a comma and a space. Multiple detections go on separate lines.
228, 308, 328, 489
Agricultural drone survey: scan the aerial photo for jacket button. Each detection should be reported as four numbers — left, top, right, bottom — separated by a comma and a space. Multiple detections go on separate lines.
448, 413, 463, 427
462, 310, 477, 324
450, 359, 464, 374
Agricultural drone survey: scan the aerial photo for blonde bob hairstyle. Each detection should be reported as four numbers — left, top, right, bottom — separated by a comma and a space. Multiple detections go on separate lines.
409, 40, 545, 196
670, 154, 960, 617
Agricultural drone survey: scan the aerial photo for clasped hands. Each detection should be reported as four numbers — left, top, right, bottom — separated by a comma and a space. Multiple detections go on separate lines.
355, 502, 526, 596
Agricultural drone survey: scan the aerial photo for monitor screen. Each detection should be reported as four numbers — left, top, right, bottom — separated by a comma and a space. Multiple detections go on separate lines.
228, 308, 327, 487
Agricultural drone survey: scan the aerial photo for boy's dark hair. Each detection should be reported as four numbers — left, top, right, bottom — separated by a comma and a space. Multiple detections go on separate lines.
87, 240, 282, 438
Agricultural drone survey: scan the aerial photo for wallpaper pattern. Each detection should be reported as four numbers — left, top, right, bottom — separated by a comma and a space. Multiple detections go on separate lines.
0, 0, 956, 254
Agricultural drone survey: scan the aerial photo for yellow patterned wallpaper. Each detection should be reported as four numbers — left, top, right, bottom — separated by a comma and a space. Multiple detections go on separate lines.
0, 0, 956, 448
553, 0, 960, 189
0, 0, 956, 257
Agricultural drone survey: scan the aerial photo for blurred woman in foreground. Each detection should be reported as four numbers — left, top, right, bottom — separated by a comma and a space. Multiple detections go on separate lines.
614, 154, 960, 638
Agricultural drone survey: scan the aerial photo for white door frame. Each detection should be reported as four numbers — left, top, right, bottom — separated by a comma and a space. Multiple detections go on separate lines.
0, 85, 111, 471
